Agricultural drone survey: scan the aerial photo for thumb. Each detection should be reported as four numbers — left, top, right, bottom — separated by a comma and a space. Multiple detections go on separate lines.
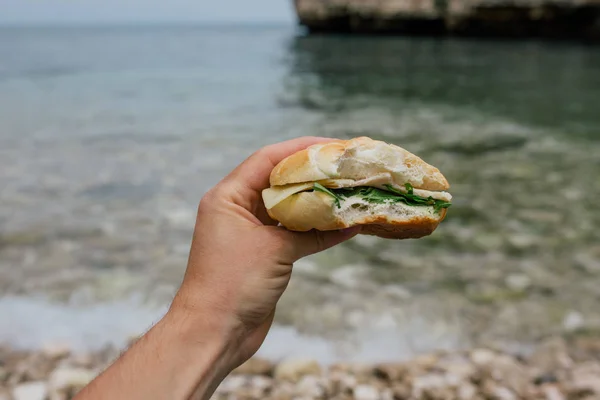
281, 226, 361, 263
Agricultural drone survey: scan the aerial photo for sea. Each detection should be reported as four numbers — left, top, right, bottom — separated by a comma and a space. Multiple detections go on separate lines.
1, 24, 599, 363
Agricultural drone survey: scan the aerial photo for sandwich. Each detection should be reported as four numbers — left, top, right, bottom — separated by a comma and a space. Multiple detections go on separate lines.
262, 137, 451, 239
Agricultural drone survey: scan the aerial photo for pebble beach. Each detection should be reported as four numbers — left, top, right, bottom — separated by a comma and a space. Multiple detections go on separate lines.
2, 337, 600, 400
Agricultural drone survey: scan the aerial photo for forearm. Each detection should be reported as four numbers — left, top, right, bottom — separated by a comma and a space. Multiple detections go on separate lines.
74, 307, 236, 400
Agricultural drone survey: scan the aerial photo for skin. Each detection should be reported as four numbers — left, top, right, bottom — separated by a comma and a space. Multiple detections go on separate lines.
74, 136, 360, 400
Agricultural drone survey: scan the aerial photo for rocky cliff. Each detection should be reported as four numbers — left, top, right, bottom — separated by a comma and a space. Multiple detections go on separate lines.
293, 0, 600, 40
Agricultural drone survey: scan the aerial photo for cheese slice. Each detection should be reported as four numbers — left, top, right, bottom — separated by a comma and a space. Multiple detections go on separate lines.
262, 182, 315, 210
262, 176, 452, 210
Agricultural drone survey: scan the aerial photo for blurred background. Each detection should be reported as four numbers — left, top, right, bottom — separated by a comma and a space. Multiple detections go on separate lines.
1, 0, 599, 366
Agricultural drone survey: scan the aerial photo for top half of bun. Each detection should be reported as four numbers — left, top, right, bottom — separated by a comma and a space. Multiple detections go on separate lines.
269, 137, 449, 191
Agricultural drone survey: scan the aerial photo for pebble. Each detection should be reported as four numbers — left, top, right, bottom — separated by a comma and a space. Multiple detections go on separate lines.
49, 367, 96, 392
353, 384, 380, 400
41, 342, 71, 360
530, 337, 573, 373
471, 349, 497, 366
457, 382, 478, 400
563, 311, 585, 332
1, 341, 600, 400
542, 384, 565, 400
274, 358, 322, 382
218, 375, 247, 393
373, 363, 407, 381
295, 375, 325, 398
381, 285, 412, 300
330, 265, 369, 289
569, 362, 600, 394
505, 273, 532, 291
489, 355, 529, 396
12, 382, 48, 400
233, 357, 274, 376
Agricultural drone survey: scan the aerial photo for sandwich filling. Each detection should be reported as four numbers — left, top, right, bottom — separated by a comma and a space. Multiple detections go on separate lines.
262, 176, 452, 214
313, 183, 451, 213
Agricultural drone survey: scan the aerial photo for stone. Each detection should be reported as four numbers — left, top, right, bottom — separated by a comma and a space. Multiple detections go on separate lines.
413, 354, 439, 371
233, 357, 274, 376
457, 382, 478, 400
482, 381, 516, 400
12, 382, 48, 400
542, 384, 566, 400
295, 375, 325, 398
270, 381, 295, 398
505, 274, 531, 292
41, 342, 71, 360
569, 362, 600, 395
70, 353, 95, 368
529, 337, 573, 374
249, 375, 272, 391
382, 285, 412, 300
329, 370, 357, 394
330, 265, 369, 289
470, 349, 497, 366
49, 367, 96, 392
494, 386, 518, 400
274, 358, 322, 382
563, 311, 585, 332
353, 384, 380, 400
233, 375, 273, 398
438, 357, 476, 381
411, 374, 452, 398
217, 376, 247, 394
391, 383, 411, 399
373, 363, 408, 382
574, 254, 600, 274
507, 235, 539, 250
489, 355, 529, 397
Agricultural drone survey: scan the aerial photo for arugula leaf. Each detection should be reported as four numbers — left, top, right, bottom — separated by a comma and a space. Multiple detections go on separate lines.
313, 182, 341, 208
311, 183, 451, 214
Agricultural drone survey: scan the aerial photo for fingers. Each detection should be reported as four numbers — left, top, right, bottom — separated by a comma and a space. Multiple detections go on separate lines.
218, 136, 339, 226
276, 227, 361, 264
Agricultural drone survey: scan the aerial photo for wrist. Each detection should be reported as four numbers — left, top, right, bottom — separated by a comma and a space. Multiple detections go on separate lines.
160, 302, 241, 399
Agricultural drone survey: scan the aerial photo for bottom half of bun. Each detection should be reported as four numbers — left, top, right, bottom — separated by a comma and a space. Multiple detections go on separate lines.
266, 191, 447, 240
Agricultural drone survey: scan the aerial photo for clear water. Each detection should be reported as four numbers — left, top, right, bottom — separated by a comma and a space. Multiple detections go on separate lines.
1, 24, 599, 361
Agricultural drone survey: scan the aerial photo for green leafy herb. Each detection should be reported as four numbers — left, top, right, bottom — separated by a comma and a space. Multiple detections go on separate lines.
312, 183, 451, 214
313, 182, 341, 208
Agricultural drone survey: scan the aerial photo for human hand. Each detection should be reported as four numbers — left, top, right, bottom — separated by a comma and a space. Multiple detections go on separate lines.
170, 136, 360, 370
74, 137, 359, 400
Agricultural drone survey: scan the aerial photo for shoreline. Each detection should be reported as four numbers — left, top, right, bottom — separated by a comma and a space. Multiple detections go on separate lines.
2, 336, 599, 399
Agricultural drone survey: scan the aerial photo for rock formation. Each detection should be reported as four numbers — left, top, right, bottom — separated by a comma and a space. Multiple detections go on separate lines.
293, 0, 600, 40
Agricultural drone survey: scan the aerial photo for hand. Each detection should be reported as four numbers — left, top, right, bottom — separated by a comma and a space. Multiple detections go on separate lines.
74, 137, 359, 400
171, 136, 359, 369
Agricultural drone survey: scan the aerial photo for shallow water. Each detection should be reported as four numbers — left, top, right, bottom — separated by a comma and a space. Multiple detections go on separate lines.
1, 25, 599, 361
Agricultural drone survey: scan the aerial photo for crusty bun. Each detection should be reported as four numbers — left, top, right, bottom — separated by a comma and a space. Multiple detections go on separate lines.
263, 137, 450, 239
270, 136, 449, 191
